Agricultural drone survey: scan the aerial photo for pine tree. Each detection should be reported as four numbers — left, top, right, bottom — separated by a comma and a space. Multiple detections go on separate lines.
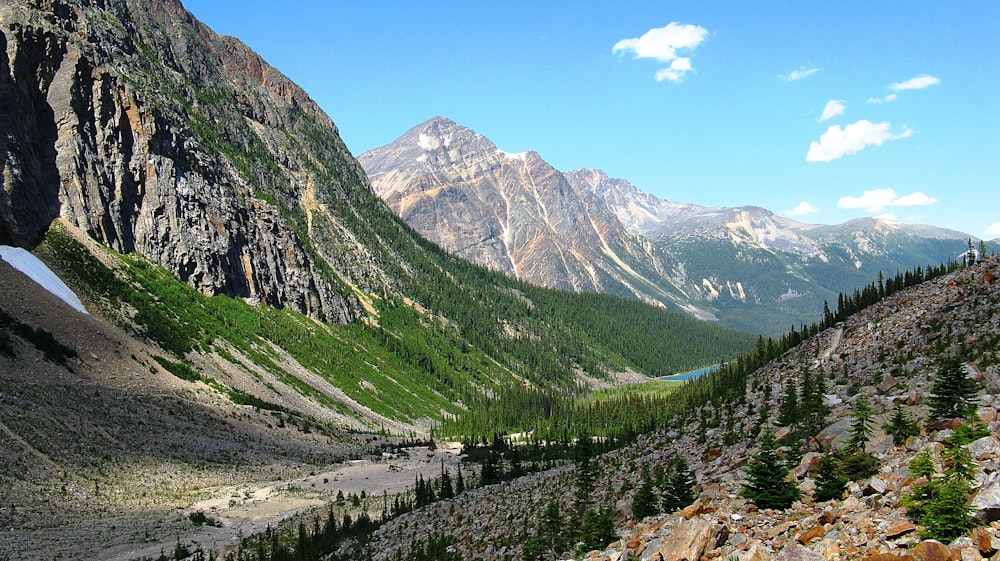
631, 468, 658, 520
741, 430, 800, 510
882, 403, 920, 443
455, 464, 465, 495
439, 460, 454, 500
776, 379, 801, 428
846, 394, 875, 452
523, 499, 565, 561
812, 453, 846, 502
929, 355, 980, 420
661, 457, 696, 513
799, 365, 830, 438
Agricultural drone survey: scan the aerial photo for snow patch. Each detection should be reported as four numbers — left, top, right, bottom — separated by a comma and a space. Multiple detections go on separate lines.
0, 245, 88, 314
778, 288, 804, 302
417, 133, 440, 151
500, 151, 527, 161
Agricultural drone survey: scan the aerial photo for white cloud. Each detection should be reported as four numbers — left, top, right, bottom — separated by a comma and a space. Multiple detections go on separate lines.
890, 74, 941, 91
613, 22, 708, 83
806, 120, 912, 162
780, 66, 821, 82
984, 222, 1000, 237
837, 188, 939, 213
655, 57, 693, 83
787, 201, 820, 216
867, 93, 898, 105
819, 100, 846, 122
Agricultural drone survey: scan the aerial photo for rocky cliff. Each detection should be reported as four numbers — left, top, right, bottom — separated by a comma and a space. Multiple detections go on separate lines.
0, 0, 381, 322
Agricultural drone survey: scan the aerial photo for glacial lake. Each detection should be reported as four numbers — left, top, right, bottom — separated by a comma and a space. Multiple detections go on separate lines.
660, 364, 722, 381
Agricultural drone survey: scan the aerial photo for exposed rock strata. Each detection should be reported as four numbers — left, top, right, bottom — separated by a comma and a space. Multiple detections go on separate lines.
0, 0, 379, 322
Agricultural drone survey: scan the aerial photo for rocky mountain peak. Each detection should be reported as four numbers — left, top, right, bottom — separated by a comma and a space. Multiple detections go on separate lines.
564, 168, 703, 235
360, 118, 690, 300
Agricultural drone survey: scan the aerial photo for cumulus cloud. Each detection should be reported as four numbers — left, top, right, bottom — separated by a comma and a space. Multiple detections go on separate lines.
985, 222, 1000, 237
613, 22, 709, 83
819, 100, 846, 122
780, 66, 820, 82
836, 188, 938, 213
805, 120, 912, 162
890, 74, 941, 91
787, 201, 820, 216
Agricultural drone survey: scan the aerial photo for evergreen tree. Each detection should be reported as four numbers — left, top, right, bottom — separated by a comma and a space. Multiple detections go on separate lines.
523, 499, 565, 561
929, 355, 980, 420
883, 403, 920, 443
812, 453, 846, 502
455, 464, 465, 495
776, 379, 800, 428
741, 430, 800, 510
439, 460, 454, 500
661, 457, 696, 513
631, 468, 658, 520
577, 505, 616, 555
846, 394, 875, 452
799, 365, 830, 438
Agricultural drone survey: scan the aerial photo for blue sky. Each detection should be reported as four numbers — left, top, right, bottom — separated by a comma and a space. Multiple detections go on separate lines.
182, 1, 999, 239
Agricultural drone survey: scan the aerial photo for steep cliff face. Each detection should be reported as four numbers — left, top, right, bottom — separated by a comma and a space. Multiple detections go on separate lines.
361, 117, 696, 311
0, 0, 380, 322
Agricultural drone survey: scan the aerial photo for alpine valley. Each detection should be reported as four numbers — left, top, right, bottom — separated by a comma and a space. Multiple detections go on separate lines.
3, 2, 1000, 561
361, 116, 997, 335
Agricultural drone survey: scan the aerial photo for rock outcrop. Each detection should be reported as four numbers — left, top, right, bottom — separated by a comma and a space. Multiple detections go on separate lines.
1, 0, 377, 322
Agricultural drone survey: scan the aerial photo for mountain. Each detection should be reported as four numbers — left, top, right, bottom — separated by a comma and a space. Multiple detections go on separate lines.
363, 121, 993, 334
0, 2, 756, 557
360, 117, 712, 318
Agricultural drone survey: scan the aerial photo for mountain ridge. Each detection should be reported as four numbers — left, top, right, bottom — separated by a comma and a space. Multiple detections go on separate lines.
363, 117, 996, 334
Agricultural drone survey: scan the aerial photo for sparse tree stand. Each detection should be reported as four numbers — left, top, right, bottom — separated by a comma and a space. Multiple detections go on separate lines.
741, 431, 800, 510
904, 443, 981, 542
929, 355, 981, 421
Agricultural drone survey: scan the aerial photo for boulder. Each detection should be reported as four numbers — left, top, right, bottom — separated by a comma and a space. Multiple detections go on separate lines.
971, 527, 996, 556
778, 542, 826, 561
972, 472, 1000, 521
741, 541, 773, 561
816, 418, 853, 450
880, 374, 899, 392
885, 520, 917, 538
796, 525, 826, 544
969, 436, 1000, 461
657, 518, 722, 561
911, 540, 952, 561
792, 453, 823, 478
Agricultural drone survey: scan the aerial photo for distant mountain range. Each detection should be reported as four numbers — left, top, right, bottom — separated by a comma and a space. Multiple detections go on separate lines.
361, 117, 995, 334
